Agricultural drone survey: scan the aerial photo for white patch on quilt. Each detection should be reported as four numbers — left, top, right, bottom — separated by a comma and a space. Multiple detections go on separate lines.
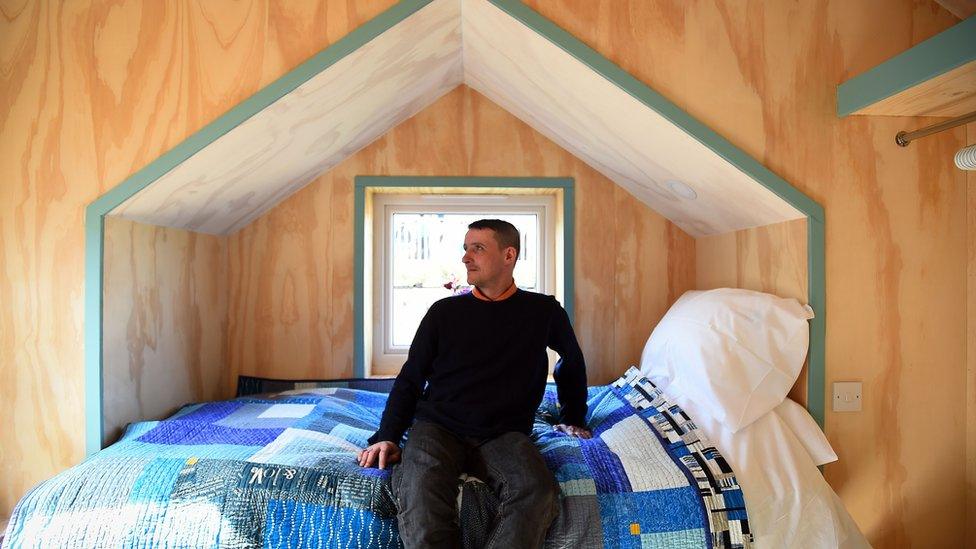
248, 428, 360, 465
256, 404, 315, 418
600, 415, 689, 491
276, 387, 339, 396
16, 501, 233, 547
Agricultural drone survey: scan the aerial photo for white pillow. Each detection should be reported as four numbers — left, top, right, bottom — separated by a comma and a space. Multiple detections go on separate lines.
668, 391, 870, 548
640, 288, 814, 432
774, 398, 837, 466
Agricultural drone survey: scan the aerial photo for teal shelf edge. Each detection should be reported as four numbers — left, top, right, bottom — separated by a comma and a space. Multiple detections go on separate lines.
837, 16, 976, 117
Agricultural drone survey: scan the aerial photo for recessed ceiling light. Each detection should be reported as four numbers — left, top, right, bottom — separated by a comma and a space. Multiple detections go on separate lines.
666, 179, 698, 200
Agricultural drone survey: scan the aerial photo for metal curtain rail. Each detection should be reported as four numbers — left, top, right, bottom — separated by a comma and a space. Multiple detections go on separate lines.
895, 110, 976, 147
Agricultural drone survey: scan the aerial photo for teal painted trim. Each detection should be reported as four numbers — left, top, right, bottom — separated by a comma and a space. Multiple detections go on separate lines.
83, 0, 436, 453
353, 184, 367, 378
562, 185, 575, 324
89, 0, 435, 216
487, 0, 824, 223
353, 176, 576, 377
85, 0, 435, 216
490, 0, 826, 421
807, 217, 826, 428
355, 176, 575, 189
837, 16, 976, 116
84, 207, 105, 456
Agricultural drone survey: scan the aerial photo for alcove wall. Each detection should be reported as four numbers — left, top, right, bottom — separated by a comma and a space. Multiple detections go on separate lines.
101, 217, 229, 444
100, 85, 809, 438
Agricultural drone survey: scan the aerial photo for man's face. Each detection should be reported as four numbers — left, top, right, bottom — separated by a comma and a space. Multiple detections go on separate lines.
462, 228, 516, 287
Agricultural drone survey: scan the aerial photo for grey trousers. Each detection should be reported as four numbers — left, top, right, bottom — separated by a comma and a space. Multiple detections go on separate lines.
391, 420, 560, 549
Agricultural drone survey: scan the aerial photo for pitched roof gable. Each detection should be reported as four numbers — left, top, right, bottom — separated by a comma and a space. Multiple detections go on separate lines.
104, 0, 816, 237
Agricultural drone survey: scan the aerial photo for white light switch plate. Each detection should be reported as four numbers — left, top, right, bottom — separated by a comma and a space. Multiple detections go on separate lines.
833, 381, 862, 412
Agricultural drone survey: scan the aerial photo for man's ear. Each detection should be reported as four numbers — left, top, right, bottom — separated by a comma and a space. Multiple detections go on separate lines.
505, 247, 517, 264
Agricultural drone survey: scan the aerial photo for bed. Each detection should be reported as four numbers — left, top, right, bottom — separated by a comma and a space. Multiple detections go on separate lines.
2, 288, 869, 548
1, 367, 751, 548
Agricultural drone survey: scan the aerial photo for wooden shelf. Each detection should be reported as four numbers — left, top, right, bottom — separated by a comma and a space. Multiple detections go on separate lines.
837, 16, 976, 117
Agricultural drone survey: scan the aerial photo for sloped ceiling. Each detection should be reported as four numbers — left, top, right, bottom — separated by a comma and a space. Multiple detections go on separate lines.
109, 0, 804, 237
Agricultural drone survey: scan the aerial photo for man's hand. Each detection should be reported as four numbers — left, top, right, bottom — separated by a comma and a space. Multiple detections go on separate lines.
553, 424, 592, 439
358, 441, 401, 469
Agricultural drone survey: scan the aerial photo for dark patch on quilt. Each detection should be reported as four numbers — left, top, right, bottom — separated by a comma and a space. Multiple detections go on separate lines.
235, 375, 396, 398
3, 368, 750, 548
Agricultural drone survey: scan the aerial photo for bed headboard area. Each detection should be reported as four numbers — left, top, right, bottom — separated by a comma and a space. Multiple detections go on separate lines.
90, 0, 823, 452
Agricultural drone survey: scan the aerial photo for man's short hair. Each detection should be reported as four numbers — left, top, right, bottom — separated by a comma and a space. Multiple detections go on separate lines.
468, 219, 520, 259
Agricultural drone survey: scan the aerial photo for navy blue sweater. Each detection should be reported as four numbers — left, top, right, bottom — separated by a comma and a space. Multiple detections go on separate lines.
368, 289, 588, 445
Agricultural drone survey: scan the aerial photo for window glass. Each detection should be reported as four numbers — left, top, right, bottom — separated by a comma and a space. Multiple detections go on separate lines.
389, 213, 539, 347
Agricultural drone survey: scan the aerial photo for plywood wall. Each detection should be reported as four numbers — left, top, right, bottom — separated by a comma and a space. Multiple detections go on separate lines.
226, 85, 696, 386
696, 218, 809, 404
102, 217, 229, 445
696, 219, 808, 303
0, 0, 399, 521
517, 2, 968, 546
1, 1, 970, 546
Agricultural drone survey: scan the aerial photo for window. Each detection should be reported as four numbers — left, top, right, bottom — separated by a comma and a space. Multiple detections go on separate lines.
369, 193, 558, 376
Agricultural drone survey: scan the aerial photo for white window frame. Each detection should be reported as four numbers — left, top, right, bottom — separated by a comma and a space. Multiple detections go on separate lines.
370, 193, 558, 376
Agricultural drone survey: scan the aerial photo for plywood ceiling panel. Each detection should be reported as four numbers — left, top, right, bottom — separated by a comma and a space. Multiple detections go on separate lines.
109, 0, 806, 237
460, 0, 804, 237
111, 0, 463, 234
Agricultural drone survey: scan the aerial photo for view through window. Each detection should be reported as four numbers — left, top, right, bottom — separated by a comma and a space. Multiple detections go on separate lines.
389, 212, 540, 348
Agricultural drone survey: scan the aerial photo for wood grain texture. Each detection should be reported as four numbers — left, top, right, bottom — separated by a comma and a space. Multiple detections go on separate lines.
935, 0, 976, 19
613, 184, 697, 375
461, 0, 805, 237
0, 0, 398, 522
227, 85, 695, 386
520, 1, 966, 547
854, 59, 976, 117
108, 0, 806, 239
695, 219, 809, 405
696, 219, 808, 303
111, 0, 462, 235
2, 3, 969, 547
968, 121, 976, 541
102, 217, 228, 445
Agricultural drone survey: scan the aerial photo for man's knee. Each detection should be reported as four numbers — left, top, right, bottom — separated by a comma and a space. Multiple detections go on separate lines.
510, 472, 559, 507
395, 423, 465, 505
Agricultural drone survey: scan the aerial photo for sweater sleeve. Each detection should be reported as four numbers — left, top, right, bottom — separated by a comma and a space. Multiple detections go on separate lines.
547, 299, 588, 428
367, 304, 439, 446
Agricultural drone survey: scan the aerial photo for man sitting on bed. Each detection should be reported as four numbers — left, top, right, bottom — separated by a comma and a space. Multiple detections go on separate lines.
358, 218, 590, 549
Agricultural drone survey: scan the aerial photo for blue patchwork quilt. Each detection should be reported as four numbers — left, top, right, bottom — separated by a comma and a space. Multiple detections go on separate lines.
2, 368, 751, 548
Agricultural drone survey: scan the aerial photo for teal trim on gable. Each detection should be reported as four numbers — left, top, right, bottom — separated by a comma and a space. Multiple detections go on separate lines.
489, 0, 827, 426
353, 184, 367, 379
88, 0, 437, 218
84, 208, 105, 455
82, 0, 437, 455
807, 217, 826, 427
85, 0, 832, 456
487, 0, 824, 223
837, 16, 976, 116
353, 176, 575, 378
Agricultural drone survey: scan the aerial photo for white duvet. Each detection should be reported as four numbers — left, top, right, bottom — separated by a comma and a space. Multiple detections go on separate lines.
670, 393, 871, 549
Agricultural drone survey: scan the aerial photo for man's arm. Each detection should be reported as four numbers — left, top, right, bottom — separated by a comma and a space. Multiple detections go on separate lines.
548, 300, 588, 431
361, 306, 438, 467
